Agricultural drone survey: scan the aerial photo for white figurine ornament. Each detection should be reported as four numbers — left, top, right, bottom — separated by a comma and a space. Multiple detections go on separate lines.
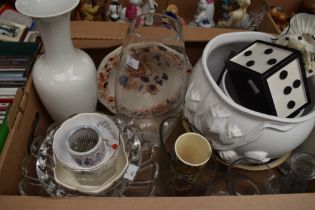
193, 0, 215, 28
120, 0, 142, 21
107, 0, 122, 22
217, 0, 251, 28
142, 0, 158, 25
275, 13, 315, 78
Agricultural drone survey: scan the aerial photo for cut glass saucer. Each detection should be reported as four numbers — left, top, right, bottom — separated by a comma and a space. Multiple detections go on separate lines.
53, 139, 129, 194
19, 117, 159, 197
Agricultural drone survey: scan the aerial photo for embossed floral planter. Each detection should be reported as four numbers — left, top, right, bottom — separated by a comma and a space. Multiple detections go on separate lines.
184, 31, 315, 163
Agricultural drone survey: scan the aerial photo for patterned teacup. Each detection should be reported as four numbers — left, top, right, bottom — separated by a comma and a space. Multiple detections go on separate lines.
66, 125, 106, 168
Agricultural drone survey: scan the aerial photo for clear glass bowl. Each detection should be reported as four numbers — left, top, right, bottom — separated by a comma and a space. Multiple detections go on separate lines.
19, 117, 159, 197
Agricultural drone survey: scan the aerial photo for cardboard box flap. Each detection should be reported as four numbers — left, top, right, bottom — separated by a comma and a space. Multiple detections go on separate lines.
70, 21, 240, 43
183, 26, 240, 42
1, 194, 315, 210
0, 78, 52, 195
71, 21, 128, 40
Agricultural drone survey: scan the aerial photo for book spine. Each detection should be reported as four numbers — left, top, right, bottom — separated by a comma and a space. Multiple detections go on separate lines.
0, 95, 14, 103
0, 103, 10, 111
0, 109, 9, 153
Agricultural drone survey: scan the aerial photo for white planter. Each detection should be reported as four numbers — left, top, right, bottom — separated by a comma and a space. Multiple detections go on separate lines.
184, 32, 315, 163
15, 0, 97, 122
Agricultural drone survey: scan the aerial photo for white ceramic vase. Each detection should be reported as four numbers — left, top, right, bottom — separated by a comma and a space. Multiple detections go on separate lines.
15, 0, 97, 122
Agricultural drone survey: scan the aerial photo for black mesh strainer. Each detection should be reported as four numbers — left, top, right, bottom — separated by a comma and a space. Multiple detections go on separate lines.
68, 127, 100, 153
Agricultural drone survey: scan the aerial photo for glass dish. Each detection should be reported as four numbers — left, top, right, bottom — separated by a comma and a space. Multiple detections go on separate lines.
19, 120, 159, 197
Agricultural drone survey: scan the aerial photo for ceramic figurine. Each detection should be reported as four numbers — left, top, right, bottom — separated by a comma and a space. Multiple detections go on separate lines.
106, 0, 122, 21
192, 0, 215, 28
217, 0, 250, 28
80, 0, 101, 21
120, 0, 142, 21
269, 6, 294, 31
275, 13, 315, 78
164, 4, 186, 26
142, 0, 158, 25
226, 40, 310, 118
221, 0, 231, 21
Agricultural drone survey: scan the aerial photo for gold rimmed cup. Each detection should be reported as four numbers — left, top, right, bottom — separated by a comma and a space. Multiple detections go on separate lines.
170, 132, 212, 195
173, 132, 212, 175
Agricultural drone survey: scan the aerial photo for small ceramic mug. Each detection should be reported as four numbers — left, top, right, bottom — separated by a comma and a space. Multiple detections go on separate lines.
171, 132, 212, 195
66, 126, 106, 168
173, 132, 212, 175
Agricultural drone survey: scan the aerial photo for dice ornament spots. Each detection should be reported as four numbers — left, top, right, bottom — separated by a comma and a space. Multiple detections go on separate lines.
246, 60, 255, 67
264, 48, 273, 54
293, 79, 301, 88
267, 59, 277, 65
227, 40, 310, 118
287, 101, 296, 109
244, 50, 252, 56
279, 70, 288, 79
283, 86, 292, 95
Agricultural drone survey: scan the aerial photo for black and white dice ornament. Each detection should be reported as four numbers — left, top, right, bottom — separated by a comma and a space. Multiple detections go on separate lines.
225, 40, 311, 118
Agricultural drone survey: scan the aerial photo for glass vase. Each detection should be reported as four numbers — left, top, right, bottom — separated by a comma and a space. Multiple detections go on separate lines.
115, 13, 187, 146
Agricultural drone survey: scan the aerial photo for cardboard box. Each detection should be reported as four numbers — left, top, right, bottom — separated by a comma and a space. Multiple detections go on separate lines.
0, 20, 315, 209
0, 21, 240, 193
1, 81, 315, 209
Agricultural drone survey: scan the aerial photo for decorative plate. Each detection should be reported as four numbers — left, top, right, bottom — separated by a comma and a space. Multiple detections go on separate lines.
97, 47, 193, 113
97, 47, 122, 113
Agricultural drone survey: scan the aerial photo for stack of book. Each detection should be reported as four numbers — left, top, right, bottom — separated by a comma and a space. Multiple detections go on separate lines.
0, 4, 40, 152
0, 55, 32, 87
0, 41, 41, 153
0, 110, 8, 152
0, 41, 41, 123
0, 87, 16, 124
